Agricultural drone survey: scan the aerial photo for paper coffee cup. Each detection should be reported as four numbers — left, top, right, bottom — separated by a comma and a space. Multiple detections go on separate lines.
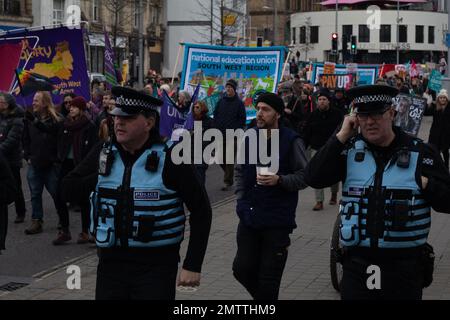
256, 166, 275, 185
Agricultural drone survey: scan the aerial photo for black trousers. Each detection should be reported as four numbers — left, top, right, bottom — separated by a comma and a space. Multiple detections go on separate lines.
57, 160, 90, 232
340, 255, 424, 300
232, 222, 291, 300
95, 258, 179, 300
0, 205, 7, 250
10, 166, 26, 217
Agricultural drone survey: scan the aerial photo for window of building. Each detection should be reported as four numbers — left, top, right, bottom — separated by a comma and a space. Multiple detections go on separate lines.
300, 26, 306, 44
399, 25, 407, 42
416, 25, 424, 43
292, 27, 296, 44
342, 25, 352, 38
1, 0, 20, 15
92, 0, 99, 22
429, 26, 435, 44
380, 25, 391, 42
310, 26, 318, 43
53, 0, 64, 25
358, 25, 370, 42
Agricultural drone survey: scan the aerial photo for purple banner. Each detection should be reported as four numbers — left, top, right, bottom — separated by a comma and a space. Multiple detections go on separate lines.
0, 26, 90, 107
104, 31, 117, 89
160, 90, 188, 138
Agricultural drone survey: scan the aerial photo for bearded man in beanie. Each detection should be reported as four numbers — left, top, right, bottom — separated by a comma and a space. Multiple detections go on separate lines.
213, 79, 246, 191
305, 85, 450, 300
303, 88, 343, 211
233, 93, 308, 300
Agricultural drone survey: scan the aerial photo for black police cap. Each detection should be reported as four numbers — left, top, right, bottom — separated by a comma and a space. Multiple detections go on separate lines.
347, 85, 399, 114
109, 86, 163, 117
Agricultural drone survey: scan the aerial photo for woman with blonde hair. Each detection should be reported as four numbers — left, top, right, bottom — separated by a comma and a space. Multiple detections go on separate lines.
427, 88, 450, 169
23, 91, 67, 235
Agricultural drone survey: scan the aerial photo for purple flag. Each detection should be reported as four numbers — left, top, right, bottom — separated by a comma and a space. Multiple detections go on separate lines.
2, 26, 91, 105
104, 31, 117, 89
159, 90, 187, 138
183, 83, 201, 131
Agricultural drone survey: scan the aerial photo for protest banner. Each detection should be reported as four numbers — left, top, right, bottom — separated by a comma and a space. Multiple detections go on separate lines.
323, 62, 336, 75
104, 31, 118, 89
311, 63, 378, 86
395, 64, 407, 80
0, 25, 90, 105
346, 63, 358, 75
392, 93, 426, 137
180, 43, 285, 122
428, 69, 443, 93
0, 43, 22, 92
318, 74, 354, 90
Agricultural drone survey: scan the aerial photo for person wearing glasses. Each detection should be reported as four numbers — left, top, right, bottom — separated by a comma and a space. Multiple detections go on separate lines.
305, 85, 450, 300
56, 93, 76, 118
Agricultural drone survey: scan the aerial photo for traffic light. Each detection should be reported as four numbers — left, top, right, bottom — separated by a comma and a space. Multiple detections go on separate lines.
351, 35, 357, 55
331, 32, 338, 54
342, 34, 348, 56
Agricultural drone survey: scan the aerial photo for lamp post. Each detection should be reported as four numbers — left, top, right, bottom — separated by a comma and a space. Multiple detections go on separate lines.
447, 4, 450, 77
274, 0, 278, 45
138, 0, 145, 89
263, 1, 277, 45
336, 0, 339, 63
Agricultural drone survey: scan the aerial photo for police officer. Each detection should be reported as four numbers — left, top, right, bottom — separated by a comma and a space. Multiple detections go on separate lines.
305, 85, 450, 300
62, 87, 212, 300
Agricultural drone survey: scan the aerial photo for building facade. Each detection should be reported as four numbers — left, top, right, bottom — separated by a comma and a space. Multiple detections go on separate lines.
247, 0, 297, 47
290, 0, 448, 64
0, 0, 33, 32
163, 0, 246, 78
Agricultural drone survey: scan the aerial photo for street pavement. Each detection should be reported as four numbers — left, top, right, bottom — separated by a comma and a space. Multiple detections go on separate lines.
2, 117, 450, 300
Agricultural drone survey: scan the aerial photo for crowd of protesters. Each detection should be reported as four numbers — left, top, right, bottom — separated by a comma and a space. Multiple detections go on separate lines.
0, 64, 449, 254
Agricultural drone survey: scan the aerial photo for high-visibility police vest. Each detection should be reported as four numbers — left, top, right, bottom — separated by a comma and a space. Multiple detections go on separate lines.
340, 138, 431, 249
89, 143, 185, 248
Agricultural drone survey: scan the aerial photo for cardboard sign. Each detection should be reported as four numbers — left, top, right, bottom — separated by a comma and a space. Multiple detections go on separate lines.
323, 62, 336, 75
392, 93, 426, 137
318, 74, 354, 90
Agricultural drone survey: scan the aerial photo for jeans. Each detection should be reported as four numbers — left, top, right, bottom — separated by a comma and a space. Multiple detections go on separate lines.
232, 222, 291, 300
10, 166, 26, 217
96, 259, 179, 300
27, 164, 63, 221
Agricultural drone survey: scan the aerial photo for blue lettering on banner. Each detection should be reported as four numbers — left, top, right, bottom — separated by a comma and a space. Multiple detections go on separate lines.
134, 190, 160, 201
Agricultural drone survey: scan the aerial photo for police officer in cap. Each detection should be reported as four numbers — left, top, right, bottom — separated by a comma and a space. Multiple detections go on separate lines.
62, 86, 212, 300
305, 85, 450, 300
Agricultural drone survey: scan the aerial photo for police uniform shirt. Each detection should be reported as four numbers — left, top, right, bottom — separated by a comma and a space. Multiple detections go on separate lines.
304, 127, 450, 221
61, 135, 212, 272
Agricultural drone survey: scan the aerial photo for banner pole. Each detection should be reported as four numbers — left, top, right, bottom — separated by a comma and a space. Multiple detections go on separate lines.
379, 63, 385, 79
171, 43, 184, 85
279, 51, 291, 84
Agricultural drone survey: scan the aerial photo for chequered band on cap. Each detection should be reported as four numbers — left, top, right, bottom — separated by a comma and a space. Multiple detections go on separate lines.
115, 95, 159, 110
353, 94, 394, 105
